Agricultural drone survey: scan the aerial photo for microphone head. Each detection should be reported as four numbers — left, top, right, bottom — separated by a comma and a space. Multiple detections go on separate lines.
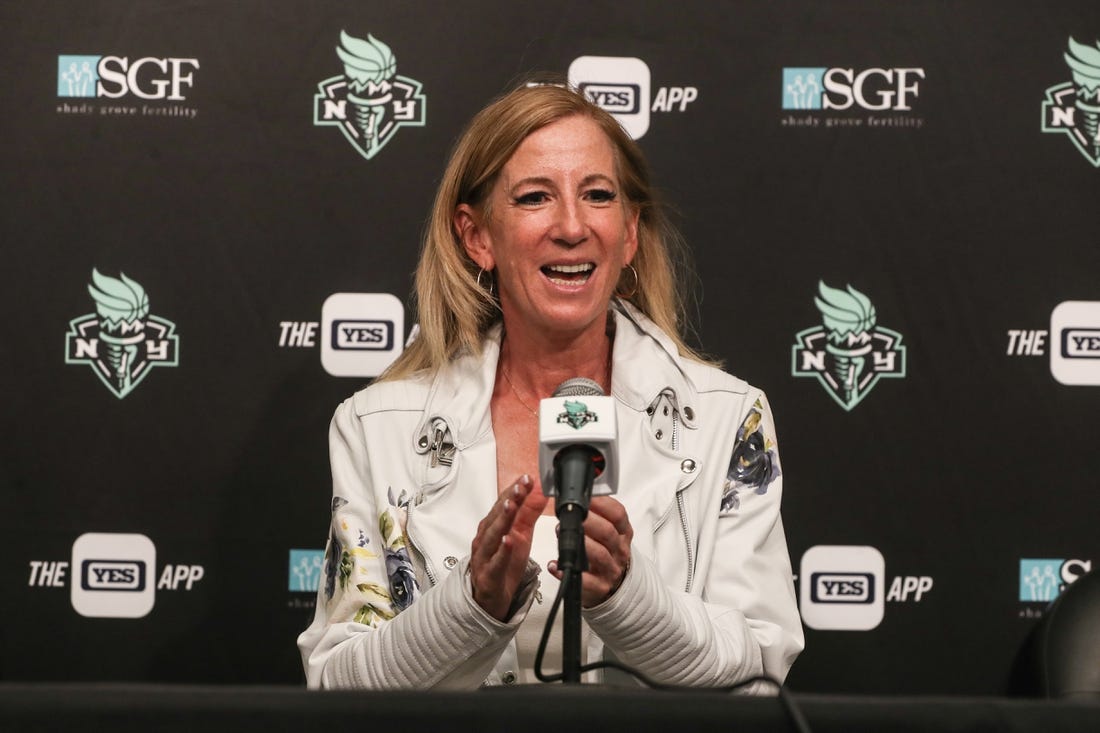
552, 377, 605, 398
539, 378, 617, 497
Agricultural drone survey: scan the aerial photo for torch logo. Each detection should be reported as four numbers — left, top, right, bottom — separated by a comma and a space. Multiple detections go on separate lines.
65, 270, 179, 399
1042, 37, 1100, 167
556, 400, 598, 430
313, 31, 426, 160
791, 281, 906, 411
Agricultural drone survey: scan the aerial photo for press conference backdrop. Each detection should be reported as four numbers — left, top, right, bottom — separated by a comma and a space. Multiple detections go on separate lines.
2, 0, 1098, 694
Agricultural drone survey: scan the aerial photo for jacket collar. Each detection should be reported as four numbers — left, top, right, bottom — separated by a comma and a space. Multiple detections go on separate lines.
608, 299, 697, 421
417, 299, 698, 447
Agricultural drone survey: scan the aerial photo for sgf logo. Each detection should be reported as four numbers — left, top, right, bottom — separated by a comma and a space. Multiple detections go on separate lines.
314, 31, 426, 160
783, 67, 924, 110
1042, 38, 1100, 167
65, 270, 179, 398
791, 281, 906, 411
1019, 558, 1092, 603
57, 54, 199, 100
289, 549, 325, 592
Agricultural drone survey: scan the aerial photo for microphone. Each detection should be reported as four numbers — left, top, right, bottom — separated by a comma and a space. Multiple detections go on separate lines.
538, 377, 617, 682
538, 377, 618, 512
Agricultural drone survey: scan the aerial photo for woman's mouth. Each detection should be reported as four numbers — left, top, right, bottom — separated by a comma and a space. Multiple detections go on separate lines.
542, 262, 594, 286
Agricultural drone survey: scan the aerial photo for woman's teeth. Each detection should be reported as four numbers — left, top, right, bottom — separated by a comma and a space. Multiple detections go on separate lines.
543, 263, 594, 286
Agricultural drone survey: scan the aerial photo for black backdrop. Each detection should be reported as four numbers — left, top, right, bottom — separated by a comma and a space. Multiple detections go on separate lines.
2, 0, 1099, 694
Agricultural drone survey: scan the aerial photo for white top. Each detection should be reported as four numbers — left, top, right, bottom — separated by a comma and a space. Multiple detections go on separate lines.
514, 515, 589, 683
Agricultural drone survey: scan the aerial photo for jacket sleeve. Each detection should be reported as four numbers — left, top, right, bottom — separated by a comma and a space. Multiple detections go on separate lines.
582, 390, 804, 691
296, 397, 537, 689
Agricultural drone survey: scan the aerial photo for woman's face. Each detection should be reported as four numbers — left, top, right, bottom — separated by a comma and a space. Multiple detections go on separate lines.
457, 114, 639, 342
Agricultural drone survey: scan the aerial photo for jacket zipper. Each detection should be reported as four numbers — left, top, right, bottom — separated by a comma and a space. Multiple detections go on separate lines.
671, 409, 694, 593
677, 492, 694, 593
671, 406, 680, 452
405, 506, 438, 587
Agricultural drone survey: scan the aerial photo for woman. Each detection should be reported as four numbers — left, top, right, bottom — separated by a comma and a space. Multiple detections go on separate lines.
297, 83, 803, 689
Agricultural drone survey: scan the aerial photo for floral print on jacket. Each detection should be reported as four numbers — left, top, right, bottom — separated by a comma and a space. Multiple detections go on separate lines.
323, 487, 422, 628
720, 398, 781, 513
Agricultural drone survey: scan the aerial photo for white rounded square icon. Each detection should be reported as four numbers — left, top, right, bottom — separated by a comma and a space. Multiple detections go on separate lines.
321, 293, 404, 378
568, 56, 651, 139
799, 544, 885, 631
71, 533, 156, 618
1050, 301, 1100, 385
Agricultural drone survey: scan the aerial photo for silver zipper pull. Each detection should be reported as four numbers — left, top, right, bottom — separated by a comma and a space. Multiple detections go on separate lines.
429, 425, 455, 467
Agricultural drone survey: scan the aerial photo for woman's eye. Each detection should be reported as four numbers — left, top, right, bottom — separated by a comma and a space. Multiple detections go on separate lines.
585, 189, 618, 203
513, 192, 548, 206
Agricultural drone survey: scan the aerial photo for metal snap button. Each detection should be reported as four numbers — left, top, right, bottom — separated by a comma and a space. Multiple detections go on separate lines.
443, 556, 458, 569
502, 671, 516, 684
655, 429, 663, 440
681, 459, 697, 474
683, 406, 694, 420
418, 436, 429, 448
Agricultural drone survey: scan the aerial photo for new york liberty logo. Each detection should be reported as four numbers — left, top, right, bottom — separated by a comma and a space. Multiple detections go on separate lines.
557, 400, 598, 429
791, 282, 906, 411
65, 270, 179, 398
1042, 37, 1100, 167
313, 31, 426, 160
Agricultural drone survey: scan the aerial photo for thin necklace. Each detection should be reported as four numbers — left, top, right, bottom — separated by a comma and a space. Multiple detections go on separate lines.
500, 365, 540, 418
500, 352, 613, 419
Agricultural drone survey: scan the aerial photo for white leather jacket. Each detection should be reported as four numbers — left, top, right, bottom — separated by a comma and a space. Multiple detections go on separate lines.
298, 301, 804, 690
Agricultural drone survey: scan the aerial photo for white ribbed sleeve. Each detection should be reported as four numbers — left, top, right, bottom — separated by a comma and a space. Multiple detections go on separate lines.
582, 551, 766, 689
300, 557, 537, 689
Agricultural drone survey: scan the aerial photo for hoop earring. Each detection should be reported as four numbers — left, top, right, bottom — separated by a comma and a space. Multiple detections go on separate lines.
616, 264, 638, 299
476, 268, 495, 297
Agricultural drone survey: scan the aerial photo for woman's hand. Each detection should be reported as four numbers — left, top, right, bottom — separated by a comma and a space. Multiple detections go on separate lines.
469, 474, 545, 621
550, 496, 633, 608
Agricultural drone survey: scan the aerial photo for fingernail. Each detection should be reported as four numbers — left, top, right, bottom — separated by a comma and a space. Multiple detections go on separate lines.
520, 474, 531, 486
503, 499, 511, 511
513, 483, 521, 497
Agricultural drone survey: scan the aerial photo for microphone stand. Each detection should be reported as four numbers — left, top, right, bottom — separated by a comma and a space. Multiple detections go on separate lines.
554, 445, 596, 685
559, 505, 586, 684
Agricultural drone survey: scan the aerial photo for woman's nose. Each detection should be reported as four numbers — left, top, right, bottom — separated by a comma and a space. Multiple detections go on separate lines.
552, 201, 588, 246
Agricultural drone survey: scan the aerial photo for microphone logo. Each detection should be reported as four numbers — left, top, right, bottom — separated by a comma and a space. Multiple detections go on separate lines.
556, 399, 598, 429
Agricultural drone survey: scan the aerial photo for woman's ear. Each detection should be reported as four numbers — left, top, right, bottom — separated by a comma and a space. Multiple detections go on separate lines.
623, 206, 640, 265
454, 204, 494, 271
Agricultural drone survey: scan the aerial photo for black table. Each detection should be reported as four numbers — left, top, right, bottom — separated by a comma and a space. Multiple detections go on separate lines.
1, 684, 1098, 732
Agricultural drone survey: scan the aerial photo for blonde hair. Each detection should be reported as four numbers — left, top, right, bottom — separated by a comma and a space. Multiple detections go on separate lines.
381, 82, 708, 382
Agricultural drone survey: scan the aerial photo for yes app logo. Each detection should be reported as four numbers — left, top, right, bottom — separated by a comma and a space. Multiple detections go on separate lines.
71, 533, 156, 618
1050, 301, 1100, 385
800, 545, 885, 630
569, 56, 651, 139
320, 293, 404, 377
